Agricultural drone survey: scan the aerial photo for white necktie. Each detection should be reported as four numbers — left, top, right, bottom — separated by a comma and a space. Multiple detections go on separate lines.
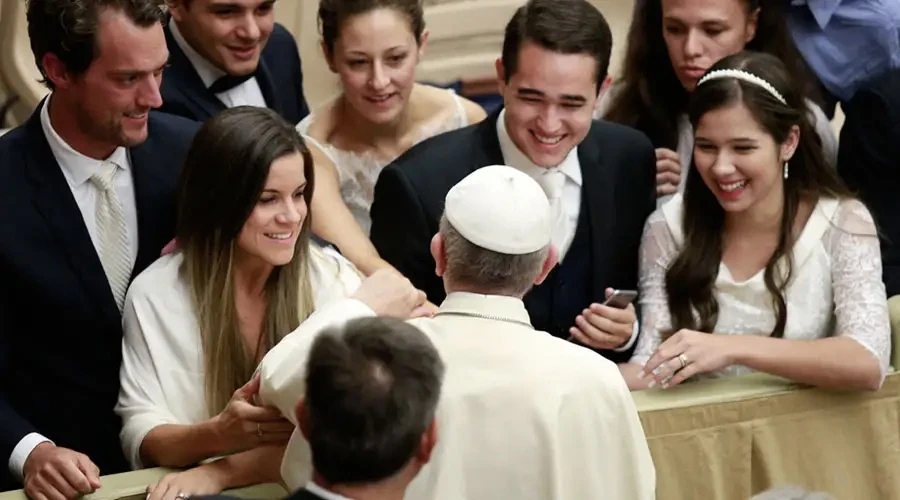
537, 169, 569, 259
90, 164, 133, 311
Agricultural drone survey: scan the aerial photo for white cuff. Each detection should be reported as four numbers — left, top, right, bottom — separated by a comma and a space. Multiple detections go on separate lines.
612, 320, 640, 352
9, 433, 53, 481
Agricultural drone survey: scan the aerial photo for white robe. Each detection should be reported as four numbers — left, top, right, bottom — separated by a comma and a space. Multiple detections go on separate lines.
259, 292, 656, 500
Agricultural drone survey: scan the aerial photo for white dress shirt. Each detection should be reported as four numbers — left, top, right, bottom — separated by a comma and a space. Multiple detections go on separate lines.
168, 19, 267, 109
260, 293, 656, 500
8, 97, 141, 481
116, 244, 363, 469
495, 110, 638, 351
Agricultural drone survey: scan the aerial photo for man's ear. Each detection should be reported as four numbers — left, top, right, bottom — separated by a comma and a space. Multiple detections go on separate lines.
416, 418, 439, 464
430, 233, 447, 278
534, 245, 559, 286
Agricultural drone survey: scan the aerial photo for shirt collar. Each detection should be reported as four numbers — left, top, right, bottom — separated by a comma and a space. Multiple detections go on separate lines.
169, 18, 226, 88
791, 0, 842, 29
496, 109, 582, 186
39, 96, 129, 187
305, 482, 356, 500
437, 291, 533, 326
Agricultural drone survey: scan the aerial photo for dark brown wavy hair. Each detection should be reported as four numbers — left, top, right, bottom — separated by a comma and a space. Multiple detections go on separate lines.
604, 0, 817, 150
664, 51, 850, 338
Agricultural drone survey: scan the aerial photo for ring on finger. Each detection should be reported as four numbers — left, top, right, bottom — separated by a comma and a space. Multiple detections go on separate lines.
677, 353, 689, 370
175, 493, 188, 500
257, 422, 262, 438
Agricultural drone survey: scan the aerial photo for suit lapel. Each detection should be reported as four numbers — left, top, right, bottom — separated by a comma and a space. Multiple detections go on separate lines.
165, 24, 226, 119
23, 105, 119, 321
129, 123, 171, 276
474, 109, 506, 169
255, 58, 280, 114
576, 129, 613, 295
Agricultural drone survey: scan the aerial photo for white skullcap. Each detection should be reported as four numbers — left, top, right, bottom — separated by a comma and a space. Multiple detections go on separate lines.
444, 165, 552, 255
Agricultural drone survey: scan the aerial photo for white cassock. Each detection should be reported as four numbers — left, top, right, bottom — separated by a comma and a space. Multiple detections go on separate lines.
259, 292, 656, 500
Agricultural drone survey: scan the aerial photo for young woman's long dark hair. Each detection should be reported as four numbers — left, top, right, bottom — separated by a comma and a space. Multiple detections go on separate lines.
175, 106, 317, 415
604, 0, 816, 150
664, 51, 850, 339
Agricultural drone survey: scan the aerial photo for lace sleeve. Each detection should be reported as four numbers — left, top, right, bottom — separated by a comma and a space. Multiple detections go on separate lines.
824, 199, 891, 376
631, 211, 680, 365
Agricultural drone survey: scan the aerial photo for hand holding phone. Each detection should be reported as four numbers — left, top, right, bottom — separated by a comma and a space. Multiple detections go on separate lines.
603, 289, 638, 309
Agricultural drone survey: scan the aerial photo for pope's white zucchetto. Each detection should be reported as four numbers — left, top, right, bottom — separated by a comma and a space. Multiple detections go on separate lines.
444, 165, 552, 255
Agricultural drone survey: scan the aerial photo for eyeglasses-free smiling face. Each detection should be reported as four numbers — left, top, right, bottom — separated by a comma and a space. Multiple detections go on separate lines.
693, 101, 797, 213
327, 7, 424, 125
235, 152, 309, 267
498, 42, 598, 168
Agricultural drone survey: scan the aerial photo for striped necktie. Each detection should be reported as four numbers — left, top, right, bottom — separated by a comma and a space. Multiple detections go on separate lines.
89, 164, 133, 311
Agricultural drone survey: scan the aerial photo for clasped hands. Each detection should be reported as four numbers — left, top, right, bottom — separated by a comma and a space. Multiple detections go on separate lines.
638, 329, 735, 389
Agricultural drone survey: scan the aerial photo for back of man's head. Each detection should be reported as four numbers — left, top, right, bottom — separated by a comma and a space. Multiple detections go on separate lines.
435, 165, 556, 297
27, 0, 166, 89
501, 0, 612, 90
301, 317, 445, 486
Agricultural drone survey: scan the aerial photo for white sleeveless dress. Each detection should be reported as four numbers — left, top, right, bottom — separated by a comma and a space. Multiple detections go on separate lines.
297, 90, 470, 234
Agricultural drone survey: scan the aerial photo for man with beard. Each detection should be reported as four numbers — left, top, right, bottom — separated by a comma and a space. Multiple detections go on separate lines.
0, 0, 198, 497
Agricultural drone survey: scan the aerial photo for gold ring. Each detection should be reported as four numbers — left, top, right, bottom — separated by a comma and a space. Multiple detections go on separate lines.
677, 353, 689, 370
257, 423, 262, 438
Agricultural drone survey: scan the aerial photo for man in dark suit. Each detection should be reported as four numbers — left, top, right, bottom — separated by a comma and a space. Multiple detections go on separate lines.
197, 316, 444, 500
838, 68, 900, 296
370, 0, 657, 362
160, 0, 309, 124
0, 0, 199, 497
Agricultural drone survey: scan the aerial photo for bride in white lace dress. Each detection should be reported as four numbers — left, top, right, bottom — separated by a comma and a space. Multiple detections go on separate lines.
620, 52, 889, 392
298, 0, 486, 276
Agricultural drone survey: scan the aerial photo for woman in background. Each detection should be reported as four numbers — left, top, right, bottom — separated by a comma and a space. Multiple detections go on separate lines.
599, 0, 836, 205
621, 52, 888, 391
299, 0, 486, 276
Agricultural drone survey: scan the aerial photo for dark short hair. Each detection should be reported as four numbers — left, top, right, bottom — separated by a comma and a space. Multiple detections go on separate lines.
27, 0, 166, 90
305, 317, 445, 485
318, 0, 425, 55
501, 0, 612, 90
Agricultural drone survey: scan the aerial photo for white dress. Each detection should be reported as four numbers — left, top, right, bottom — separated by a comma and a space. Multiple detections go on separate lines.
631, 194, 891, 381
594, 84, 839, 208
296, 90, 470, 234
115, 244, 363, 469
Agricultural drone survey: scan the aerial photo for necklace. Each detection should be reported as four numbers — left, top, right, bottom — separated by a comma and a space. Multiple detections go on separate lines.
433, 311, 534, 329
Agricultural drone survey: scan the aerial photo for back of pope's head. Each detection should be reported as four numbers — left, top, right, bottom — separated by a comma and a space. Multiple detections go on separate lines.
435, 165, 558, 297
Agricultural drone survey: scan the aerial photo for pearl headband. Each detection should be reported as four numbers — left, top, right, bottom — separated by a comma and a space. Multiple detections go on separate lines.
697, 69, 787, 105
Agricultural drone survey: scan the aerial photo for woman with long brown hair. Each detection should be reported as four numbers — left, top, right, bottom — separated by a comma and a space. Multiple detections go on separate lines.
620, 52, 889, 391
600, 0, 837, 206
115, 107, 366, 498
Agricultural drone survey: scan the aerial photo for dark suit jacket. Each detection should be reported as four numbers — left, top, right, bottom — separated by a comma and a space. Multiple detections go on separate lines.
837, 69, 900, 297
160, 22, 309, 124
195, 488, 328, 500
370, 110, 657, 358
0, 106, 199, 490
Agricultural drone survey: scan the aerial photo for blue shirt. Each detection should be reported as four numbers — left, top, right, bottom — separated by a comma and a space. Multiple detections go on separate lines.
788, 0, 900, 101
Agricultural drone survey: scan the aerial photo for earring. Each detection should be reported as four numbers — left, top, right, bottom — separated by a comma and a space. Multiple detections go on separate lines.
783, 161, 789, 180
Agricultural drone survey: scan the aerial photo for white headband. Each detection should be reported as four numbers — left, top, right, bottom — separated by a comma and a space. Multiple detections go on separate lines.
697, 69, 787, 105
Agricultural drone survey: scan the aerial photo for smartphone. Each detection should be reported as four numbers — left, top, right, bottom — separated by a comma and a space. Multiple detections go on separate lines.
603, 289, 638, 309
